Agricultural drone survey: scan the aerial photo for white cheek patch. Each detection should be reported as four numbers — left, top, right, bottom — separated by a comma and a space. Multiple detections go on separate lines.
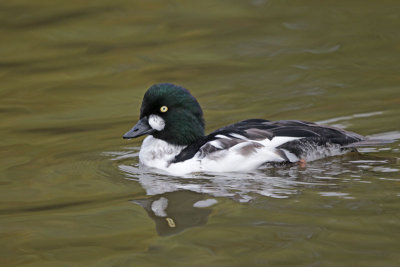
148, 115, 165, 131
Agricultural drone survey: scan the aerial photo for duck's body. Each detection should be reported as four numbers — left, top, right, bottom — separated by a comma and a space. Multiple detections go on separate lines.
123, 83, 387, 175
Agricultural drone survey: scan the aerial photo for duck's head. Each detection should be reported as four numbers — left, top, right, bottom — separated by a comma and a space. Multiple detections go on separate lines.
123, 83, 205, 146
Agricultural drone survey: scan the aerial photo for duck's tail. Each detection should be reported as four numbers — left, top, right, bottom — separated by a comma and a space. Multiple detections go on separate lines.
342, 139, 394, 148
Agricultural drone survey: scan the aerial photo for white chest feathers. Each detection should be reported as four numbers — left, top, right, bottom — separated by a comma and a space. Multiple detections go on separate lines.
139, 136, 185, 170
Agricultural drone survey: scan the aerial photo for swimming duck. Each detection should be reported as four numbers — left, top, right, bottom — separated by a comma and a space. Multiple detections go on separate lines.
123, 83, 386, 175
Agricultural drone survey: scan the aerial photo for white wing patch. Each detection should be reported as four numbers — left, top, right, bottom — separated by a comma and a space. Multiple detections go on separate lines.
230, 133, 248, 140
208, 140, 224, 149
215, 134, 232, 139
264, 136, 302, 148
278, 148, 299, 162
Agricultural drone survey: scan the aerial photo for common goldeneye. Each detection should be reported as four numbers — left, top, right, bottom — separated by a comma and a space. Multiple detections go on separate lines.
123, 83, 388, 175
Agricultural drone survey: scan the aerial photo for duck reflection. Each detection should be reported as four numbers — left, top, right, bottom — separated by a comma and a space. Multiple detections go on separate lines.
121, 162, 300, 236
132, 190, 217, 236
117, 158, 378, 236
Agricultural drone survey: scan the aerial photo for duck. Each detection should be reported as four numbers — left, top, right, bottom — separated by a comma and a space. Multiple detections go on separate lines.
123, 83, 388, 175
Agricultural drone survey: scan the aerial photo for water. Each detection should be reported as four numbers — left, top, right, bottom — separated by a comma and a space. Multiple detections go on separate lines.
1, 0, 400, 266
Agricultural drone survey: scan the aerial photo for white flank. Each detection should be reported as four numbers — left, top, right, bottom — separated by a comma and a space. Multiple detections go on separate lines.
195, 137, 289, 173
138, 135, 346, 175
148, 115, 165, 131
184, 136, 303, 174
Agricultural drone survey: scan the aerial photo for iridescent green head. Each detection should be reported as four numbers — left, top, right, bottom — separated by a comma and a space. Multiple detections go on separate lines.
123, 83, 205, 146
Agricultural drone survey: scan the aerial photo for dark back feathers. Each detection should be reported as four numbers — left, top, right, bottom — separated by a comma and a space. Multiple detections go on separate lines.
172, 119, 365, 163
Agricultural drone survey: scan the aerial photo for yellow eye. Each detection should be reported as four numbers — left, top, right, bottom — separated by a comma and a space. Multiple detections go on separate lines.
160, 106, 168, 112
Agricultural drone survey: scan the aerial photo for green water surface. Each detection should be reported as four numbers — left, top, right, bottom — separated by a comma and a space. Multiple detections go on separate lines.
1, 1, 400, 266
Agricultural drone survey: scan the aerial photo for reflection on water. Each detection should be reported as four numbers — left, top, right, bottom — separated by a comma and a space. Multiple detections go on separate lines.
133, 191, 215, 236
122, 163, 299, 202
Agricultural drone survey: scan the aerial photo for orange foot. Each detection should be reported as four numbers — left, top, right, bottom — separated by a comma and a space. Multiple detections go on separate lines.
298, 158, 307, 168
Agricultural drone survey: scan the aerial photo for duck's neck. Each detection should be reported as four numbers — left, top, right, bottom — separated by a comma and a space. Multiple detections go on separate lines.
152, 114, 205, 146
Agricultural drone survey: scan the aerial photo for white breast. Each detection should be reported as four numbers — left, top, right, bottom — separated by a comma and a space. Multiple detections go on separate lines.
139, 136, 193, 173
